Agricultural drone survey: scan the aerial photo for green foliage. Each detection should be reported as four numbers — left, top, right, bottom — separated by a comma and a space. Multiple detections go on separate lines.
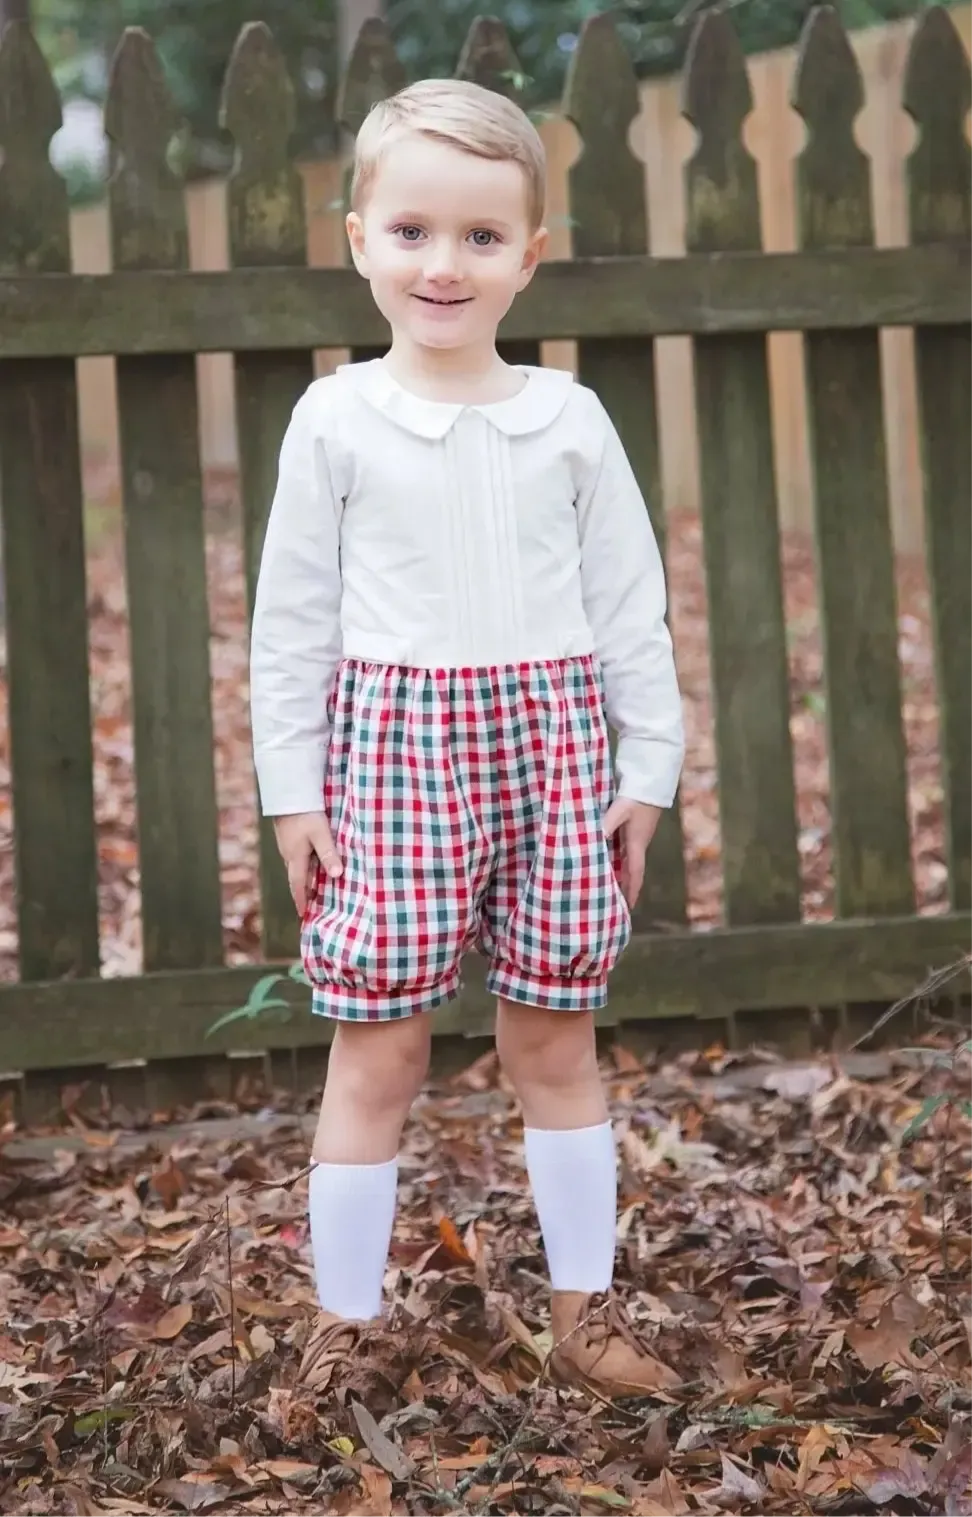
205, 961, 309, 1039
33, 0, 339, 175
898, 1036, 972, 1141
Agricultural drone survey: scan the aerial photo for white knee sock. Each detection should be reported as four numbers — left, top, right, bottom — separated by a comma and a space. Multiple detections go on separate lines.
523, 1121, 617, 1292
308, 1157, 398, 1319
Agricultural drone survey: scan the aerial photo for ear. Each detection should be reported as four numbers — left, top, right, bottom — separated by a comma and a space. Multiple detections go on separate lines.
346, 211, 369, 277
516, 225, 548, 291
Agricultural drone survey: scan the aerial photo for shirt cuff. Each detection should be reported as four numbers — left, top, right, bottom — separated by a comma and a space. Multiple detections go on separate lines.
253, 743, 328, 817
615, 734, 684, 809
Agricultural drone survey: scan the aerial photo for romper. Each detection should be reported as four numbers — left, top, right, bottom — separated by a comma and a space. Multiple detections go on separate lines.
300, 655, 631, 1018
249, 360, 685, 1022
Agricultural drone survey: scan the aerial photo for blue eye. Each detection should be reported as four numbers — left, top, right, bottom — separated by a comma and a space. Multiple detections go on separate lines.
470, 229, 497, 246
397, 225, 423, 241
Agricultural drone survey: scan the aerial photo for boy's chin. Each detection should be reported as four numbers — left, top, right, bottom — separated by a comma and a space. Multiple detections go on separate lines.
408, 326, 476, 351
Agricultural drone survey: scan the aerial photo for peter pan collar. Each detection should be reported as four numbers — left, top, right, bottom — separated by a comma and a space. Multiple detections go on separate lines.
338, 357, 573, 440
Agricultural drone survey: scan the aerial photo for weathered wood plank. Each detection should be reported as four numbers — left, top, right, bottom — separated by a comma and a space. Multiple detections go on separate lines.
454, 17, 542, 374
0, 915, 965, 1071
106, 31, 223, 972
0, 22, 100, 981
222, 23, 310, 960
793, 8, 913, 918
565, 13, 686, 932
1, 244, 966, 359
905, 8, 972, 912
338, 16, 402, 364
682, 13, 800, 925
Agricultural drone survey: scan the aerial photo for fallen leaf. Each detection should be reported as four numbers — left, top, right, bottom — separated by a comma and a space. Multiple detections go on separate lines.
711, 1454, 763, 1510
153, 1478, 229, 1513
151, 1303, 193, 1340
861, 1449, 930, 1504
351, 1401, 412, 1480
847, 1296, 921, 1370
437, 1215, 474, 1265
641, 1413, 671, 1476
796, 1423, 834, 1491
259, 1460, 319, 1485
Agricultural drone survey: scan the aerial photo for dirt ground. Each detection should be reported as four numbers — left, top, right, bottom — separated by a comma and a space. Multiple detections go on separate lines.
0, 1037, 969, 1515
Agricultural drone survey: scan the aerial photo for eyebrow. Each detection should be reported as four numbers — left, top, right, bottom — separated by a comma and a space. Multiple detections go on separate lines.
384, 211, 516, 233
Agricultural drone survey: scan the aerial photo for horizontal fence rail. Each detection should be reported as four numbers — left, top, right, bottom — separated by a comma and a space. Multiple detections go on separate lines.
1, 246, 969, 357
0, 4, 969, 1109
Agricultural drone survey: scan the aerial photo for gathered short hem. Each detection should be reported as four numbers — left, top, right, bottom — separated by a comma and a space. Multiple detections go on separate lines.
310, 972, 461, 1022
487, 962, 609, 1012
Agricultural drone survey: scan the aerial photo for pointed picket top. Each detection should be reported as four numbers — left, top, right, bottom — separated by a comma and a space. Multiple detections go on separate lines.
221, 22, 305, 266
903, 6, 970, 241
903, 4, 971, 127
681, 11, 759, 251
0, 21, 70, 270
221, 22, 295, 176
0, 19, 61, 157
105, 28, 188, 270
105, 28, 178, 182
792, 6, 864, 129
455, 16, 525, 101
792, 6, 871, 248
682, 9, 752, 147
337, 16, 406, 137
563, 13, 646, 256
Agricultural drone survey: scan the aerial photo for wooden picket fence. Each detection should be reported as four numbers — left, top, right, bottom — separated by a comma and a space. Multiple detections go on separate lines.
0, 7, 969, 1115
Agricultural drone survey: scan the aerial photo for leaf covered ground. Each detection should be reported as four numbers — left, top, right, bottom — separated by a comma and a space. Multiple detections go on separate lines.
0, 1038, 969, 1515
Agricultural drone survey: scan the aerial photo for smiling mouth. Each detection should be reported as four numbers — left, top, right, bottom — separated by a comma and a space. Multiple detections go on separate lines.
413, 295, 472, 306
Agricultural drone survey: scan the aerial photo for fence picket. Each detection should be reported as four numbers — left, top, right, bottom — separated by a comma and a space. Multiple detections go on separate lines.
222, 22, 311, 958
904, 8, 971, 912
455, 16, 540, 372
105, 30, 223, 972
682, 14, 800, 926
0, 22, 99, 980
565, 14, 686, 931
338, 17, 404, 363
793, 7, 912, 918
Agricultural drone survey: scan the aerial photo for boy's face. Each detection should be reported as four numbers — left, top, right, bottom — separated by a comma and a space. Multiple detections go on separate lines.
347, 134, 546, 359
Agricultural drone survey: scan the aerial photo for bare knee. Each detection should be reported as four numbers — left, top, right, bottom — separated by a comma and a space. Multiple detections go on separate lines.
496, 1002, 599, 1097
328, 1016, 432, 1114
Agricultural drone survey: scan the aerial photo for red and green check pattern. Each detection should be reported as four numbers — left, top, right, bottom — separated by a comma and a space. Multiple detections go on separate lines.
301, 655, 631, 1020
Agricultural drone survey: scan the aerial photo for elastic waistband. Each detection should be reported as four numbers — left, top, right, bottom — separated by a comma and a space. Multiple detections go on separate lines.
340, 653, 599, 679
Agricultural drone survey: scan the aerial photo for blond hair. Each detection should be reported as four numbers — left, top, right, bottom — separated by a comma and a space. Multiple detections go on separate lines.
350, 78, 546, 228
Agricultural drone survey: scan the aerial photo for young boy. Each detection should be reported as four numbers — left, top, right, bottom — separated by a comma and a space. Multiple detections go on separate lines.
249, 78, 685, 1399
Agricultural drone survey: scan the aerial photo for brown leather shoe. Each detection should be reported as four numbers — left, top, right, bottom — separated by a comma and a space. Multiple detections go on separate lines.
549, 1290, 681, 1399
296, 1309, 430, 1408
296, 1309, 365, 1394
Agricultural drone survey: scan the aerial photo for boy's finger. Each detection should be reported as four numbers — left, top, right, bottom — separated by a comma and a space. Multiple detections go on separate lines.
603, 798, 627, 837
288, 858, 307, 916
310, 821, 343, 877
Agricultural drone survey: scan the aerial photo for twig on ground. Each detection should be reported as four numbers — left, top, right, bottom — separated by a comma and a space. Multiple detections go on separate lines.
225, 1196, 236, 1408
242, 1161, 313, 1194
850, 957, 970, 1050
453, 1297, 612, 1513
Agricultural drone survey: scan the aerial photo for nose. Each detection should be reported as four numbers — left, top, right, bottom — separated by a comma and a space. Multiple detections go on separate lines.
423, 240, 462, 283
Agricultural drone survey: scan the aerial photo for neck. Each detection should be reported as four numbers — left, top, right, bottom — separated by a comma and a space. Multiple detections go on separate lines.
383, 337, 518, 402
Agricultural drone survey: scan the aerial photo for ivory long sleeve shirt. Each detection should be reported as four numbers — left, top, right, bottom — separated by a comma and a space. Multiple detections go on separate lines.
250, 358, 685, 816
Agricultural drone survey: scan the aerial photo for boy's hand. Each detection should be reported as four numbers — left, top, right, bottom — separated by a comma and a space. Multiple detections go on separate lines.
604, 797, 661, 909
272, 811, 343, 916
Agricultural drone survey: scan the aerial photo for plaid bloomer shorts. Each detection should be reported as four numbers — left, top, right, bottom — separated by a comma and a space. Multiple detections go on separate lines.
300, 654, 632, 1020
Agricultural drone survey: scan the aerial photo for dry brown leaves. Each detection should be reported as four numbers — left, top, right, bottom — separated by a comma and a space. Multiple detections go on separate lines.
0, 501, 949, 978
0, 1041, 969, 1515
